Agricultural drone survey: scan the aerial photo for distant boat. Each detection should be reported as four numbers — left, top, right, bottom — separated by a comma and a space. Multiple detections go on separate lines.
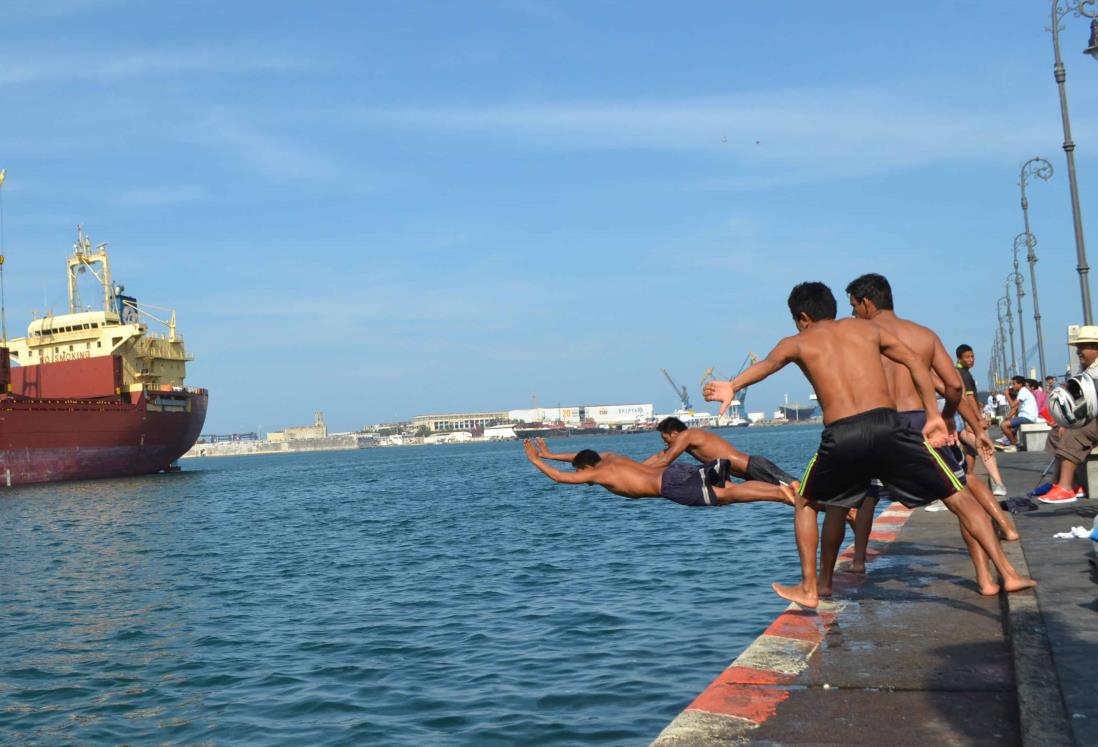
779, 403, 817, 421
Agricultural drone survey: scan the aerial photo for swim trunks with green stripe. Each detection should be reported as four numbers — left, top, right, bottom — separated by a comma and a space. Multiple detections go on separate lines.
798, 407, 963, 509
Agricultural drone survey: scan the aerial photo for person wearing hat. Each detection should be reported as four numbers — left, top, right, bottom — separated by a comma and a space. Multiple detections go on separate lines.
1043, 325, 1098, 504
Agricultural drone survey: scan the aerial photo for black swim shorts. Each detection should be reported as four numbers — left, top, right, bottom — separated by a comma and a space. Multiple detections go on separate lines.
799, 408, 964, 509
660, 460, 731, 506
900, 410, 966, 487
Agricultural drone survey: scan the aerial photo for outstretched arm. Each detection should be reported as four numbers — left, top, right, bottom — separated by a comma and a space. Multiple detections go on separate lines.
534, 437, 578, 462
878, 329, 946, 445
704, 338, 796, 415
645, 431, 698, 469
524, 440, 595, 484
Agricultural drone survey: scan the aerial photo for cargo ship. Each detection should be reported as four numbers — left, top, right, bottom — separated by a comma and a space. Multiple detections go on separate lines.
778, 393, 818, 422
779, 404, 817, 421
0, 227, 207, 485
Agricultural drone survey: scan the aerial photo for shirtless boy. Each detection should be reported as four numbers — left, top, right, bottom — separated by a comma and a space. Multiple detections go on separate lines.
641, 418, 799, 490
525, 439, 795, 506
817, 274, 1017, 596
703, 281, 1035, 608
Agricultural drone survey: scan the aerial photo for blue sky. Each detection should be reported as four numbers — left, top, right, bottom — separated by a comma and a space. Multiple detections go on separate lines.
1, 0, 1096, 432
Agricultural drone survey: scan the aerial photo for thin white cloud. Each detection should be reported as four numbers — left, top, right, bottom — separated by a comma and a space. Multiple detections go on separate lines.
0, 48, 310, 87
176, 113, 340, 180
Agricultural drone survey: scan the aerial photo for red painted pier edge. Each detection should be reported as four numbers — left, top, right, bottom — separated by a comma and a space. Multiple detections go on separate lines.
650, 503, 915, 746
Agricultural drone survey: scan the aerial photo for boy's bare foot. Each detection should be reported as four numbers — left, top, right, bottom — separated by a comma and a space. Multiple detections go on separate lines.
772, 582, 819, 609
779, 484, 797, 507
817, 582, 832, 598
1001, 528, 1020, 542
978, 581, 1001, 596
1002, 576, 1037, 593
848, 559, 866, 574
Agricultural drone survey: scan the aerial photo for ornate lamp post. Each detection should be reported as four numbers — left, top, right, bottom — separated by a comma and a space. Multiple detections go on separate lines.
1048, 0, 1097, 323
1018, 155, 1053, 375
998, 296, 1016, 375
1009, 265, 1028, 374
990, 331, 1000, 388
987, 338, 995, 391
1015, 231, 1046, 376
1001, 293, 1017, 374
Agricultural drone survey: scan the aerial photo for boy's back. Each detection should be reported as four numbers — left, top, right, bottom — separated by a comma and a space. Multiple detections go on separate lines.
784, 317, 897, 424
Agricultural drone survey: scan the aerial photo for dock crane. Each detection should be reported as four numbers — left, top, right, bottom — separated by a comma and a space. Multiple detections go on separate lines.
661, 369, 692, 411
699, 352, 758, 422
734, 352, 758, 411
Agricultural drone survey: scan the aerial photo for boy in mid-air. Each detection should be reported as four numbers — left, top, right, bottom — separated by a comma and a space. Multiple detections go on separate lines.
703, 281, 1035, 608
639, 418, 798, 490
525, 439, 794, 506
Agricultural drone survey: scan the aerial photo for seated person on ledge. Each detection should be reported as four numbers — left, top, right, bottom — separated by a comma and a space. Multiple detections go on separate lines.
1043, 326, 1098, 504
524, 439, 794, 506
998, 376, 1037, 449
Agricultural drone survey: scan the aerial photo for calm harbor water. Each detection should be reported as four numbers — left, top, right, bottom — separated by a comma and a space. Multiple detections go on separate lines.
0, 426, 823, 746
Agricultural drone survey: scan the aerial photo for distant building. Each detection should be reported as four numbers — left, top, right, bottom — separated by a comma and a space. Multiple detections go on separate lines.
412, 411, 509, 433
268, 411, 328, 442
507, 404, 653, 427
365, 421, 411, 437
583, 404, 654, 426
198, 432, 259, 444
507, 407, 574, 424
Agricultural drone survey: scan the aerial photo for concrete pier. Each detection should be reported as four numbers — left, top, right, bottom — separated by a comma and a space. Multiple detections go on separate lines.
653, 451, 1097, 746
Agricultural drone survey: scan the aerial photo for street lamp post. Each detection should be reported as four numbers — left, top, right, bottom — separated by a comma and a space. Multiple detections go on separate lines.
1010, 265, 1027, 374
1001, 293, 1017, 374
1049, 0, 1097, 324
1018, 156, 1053, 375
998, 297, 1014, 377
990, 332, 999, 388
987, 337, 995, 391
1015, 231, 1046, 375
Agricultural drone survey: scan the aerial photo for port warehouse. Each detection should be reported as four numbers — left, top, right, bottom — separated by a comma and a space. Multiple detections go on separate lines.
412, 404, 654, 433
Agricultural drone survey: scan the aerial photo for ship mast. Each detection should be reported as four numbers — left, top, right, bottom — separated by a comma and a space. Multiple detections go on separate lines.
67, 226, 113, 315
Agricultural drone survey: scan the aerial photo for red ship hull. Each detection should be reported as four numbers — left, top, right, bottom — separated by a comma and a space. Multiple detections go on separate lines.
0, 385, 208, 486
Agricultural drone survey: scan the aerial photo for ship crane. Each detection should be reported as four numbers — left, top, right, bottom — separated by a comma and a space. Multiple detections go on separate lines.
661, 368, 692, 411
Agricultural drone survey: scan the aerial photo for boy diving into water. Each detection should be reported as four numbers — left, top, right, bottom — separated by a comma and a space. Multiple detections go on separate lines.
524, 438, 795, 506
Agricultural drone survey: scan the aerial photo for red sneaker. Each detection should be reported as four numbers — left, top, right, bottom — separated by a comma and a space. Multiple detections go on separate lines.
1039, 485, 1078, 504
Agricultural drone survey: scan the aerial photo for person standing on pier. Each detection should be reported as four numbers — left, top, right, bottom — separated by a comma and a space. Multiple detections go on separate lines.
955, 344, 1010, 496
703, 281, 1035, 608
815, 275, 1017, 597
